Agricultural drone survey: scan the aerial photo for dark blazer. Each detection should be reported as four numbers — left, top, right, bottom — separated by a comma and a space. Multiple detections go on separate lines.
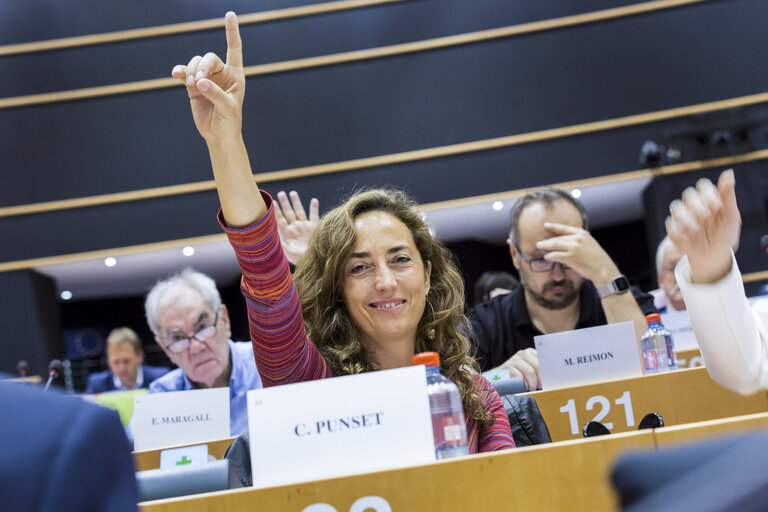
0, 382, 138, 511
85, 364, 169, 394
612, 431, 768, 511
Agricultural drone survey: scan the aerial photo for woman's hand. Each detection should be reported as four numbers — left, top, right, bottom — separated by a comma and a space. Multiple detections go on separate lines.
171, 11, 265, 227
666, 169, 741, 284
171, 11, 245, 143
275, 191, 320, 265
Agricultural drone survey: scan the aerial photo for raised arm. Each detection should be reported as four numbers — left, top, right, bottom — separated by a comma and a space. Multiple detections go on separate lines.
171, 11, 265, 227
173, 13, 330, 386
666, 170, 768, 394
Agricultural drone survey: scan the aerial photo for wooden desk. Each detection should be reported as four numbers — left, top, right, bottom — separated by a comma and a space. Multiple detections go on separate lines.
133, 437, 235, 472
141, 430, 655, 511
654, 411, 768, 447
522, 367, 768, 442
675, 348, 703, 369
137, 412, 768, 510
2, 375, 42, 383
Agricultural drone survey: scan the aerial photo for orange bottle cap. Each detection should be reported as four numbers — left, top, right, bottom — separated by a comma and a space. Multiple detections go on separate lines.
412, 351, 440, 368
646, 313, 661, 324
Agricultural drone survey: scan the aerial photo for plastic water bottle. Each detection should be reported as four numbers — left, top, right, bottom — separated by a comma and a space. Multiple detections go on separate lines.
641, 314, 677, 373
657, 315, 677, 370
412, 351, 469, 459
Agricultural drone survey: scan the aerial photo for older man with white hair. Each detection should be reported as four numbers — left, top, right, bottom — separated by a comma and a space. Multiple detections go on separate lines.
145, 268, 262, 436
649, 236, 686, 313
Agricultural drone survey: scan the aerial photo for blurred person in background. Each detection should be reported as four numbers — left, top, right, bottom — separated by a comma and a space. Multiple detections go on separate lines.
473, 270, 519, 306
85, 327, 169, 394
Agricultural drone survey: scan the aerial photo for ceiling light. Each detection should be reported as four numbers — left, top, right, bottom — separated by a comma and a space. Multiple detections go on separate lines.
60, 290, 72, 300
570, 189, 582, 199
104, 257, 117, 267
182, 246, 195, 257
492, 201, 504, 211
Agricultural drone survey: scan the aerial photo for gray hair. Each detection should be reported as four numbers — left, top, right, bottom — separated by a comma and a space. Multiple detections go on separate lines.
144, 268, 222, 335
508, 187, 589, 244
655, 236, 678, 274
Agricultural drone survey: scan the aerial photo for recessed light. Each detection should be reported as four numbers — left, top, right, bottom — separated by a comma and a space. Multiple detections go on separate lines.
492, 201, 504, 211
182, 246, 195, 257
104, 257, 117, 267
570, 189, 582, 199
60, 290, 72, 300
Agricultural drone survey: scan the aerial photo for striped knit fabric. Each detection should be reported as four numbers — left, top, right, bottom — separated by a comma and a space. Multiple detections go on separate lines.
220, 192, 515, 453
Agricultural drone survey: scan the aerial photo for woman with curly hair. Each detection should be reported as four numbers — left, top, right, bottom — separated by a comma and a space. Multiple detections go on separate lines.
171, 12, 514, 452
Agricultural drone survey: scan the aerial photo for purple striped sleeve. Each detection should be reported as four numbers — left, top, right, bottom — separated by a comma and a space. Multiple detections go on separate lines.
475, 374, 516, 452
219, 191, 332, 387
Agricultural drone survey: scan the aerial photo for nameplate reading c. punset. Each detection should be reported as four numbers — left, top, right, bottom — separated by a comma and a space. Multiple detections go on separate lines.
246, 366, 434, 489
132, 387, 230, 451
535, 321, 643, 390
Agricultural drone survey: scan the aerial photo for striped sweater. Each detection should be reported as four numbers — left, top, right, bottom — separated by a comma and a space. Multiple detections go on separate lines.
220, 192, 515, 453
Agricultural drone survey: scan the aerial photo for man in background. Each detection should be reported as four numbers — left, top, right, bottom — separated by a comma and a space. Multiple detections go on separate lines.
649, 236, 686, 313
85, 327, 169, 393
470, 188, 656, 390
144, 268, 262, 436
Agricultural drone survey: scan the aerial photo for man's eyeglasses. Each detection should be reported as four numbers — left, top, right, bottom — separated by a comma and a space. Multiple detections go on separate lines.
514, 244, 571, 273
160, 310, 219, 354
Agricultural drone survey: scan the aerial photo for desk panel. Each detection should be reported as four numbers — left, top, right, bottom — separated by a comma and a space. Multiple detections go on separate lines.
675, 348, 704, 369
522, 367, 768, 441
654, 411, 768, 447
141, 430, 654, 512
133, 437, 235, 472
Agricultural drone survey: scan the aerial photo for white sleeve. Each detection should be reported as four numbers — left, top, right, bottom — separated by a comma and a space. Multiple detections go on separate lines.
676, 253, 768, 395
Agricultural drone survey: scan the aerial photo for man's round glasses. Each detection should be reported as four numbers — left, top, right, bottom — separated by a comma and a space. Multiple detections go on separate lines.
514, 244, 571, 273
160, 310, 219, 354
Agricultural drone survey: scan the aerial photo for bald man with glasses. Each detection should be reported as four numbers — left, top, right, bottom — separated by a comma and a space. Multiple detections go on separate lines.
144, 268, 262, 436
470, 188, 656, 391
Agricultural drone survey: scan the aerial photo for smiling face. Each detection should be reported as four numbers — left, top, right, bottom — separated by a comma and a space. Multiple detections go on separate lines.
510, 200, 583, 310
154, 286, 231, 388
341, 211, 431, 355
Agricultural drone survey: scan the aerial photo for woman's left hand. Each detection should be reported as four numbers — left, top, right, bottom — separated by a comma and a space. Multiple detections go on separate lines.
275, 191, 320, 265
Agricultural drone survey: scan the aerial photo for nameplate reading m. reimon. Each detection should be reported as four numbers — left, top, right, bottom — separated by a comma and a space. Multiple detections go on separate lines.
535, 321, 643, 390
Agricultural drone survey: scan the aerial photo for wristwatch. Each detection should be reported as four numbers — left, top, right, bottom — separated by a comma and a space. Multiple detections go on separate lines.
596, 275, 631, 299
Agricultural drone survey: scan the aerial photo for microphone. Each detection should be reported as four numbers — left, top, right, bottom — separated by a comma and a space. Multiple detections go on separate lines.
16, 360, 28, 377
761, 235, 768, 255
44, 359, 62, 391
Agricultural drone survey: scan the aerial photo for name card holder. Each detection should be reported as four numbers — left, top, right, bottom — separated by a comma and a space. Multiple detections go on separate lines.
535, 321, 642, 390
133, 388, 230, 451
246, 366, 435, 489
660, 309, 699, 351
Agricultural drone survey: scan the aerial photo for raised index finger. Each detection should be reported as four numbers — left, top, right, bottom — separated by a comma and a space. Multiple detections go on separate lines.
224, 11, 243, 69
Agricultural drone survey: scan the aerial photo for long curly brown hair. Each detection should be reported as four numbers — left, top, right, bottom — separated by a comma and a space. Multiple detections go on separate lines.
293, 189, 494, 427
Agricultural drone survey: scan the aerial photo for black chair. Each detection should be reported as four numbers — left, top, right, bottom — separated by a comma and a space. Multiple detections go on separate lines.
136, 459, 242, 502
498, 393, 552, 447
491, 377, 527, 396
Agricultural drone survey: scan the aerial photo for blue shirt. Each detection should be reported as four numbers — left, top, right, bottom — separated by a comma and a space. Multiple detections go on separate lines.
148, 340, 263, 436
